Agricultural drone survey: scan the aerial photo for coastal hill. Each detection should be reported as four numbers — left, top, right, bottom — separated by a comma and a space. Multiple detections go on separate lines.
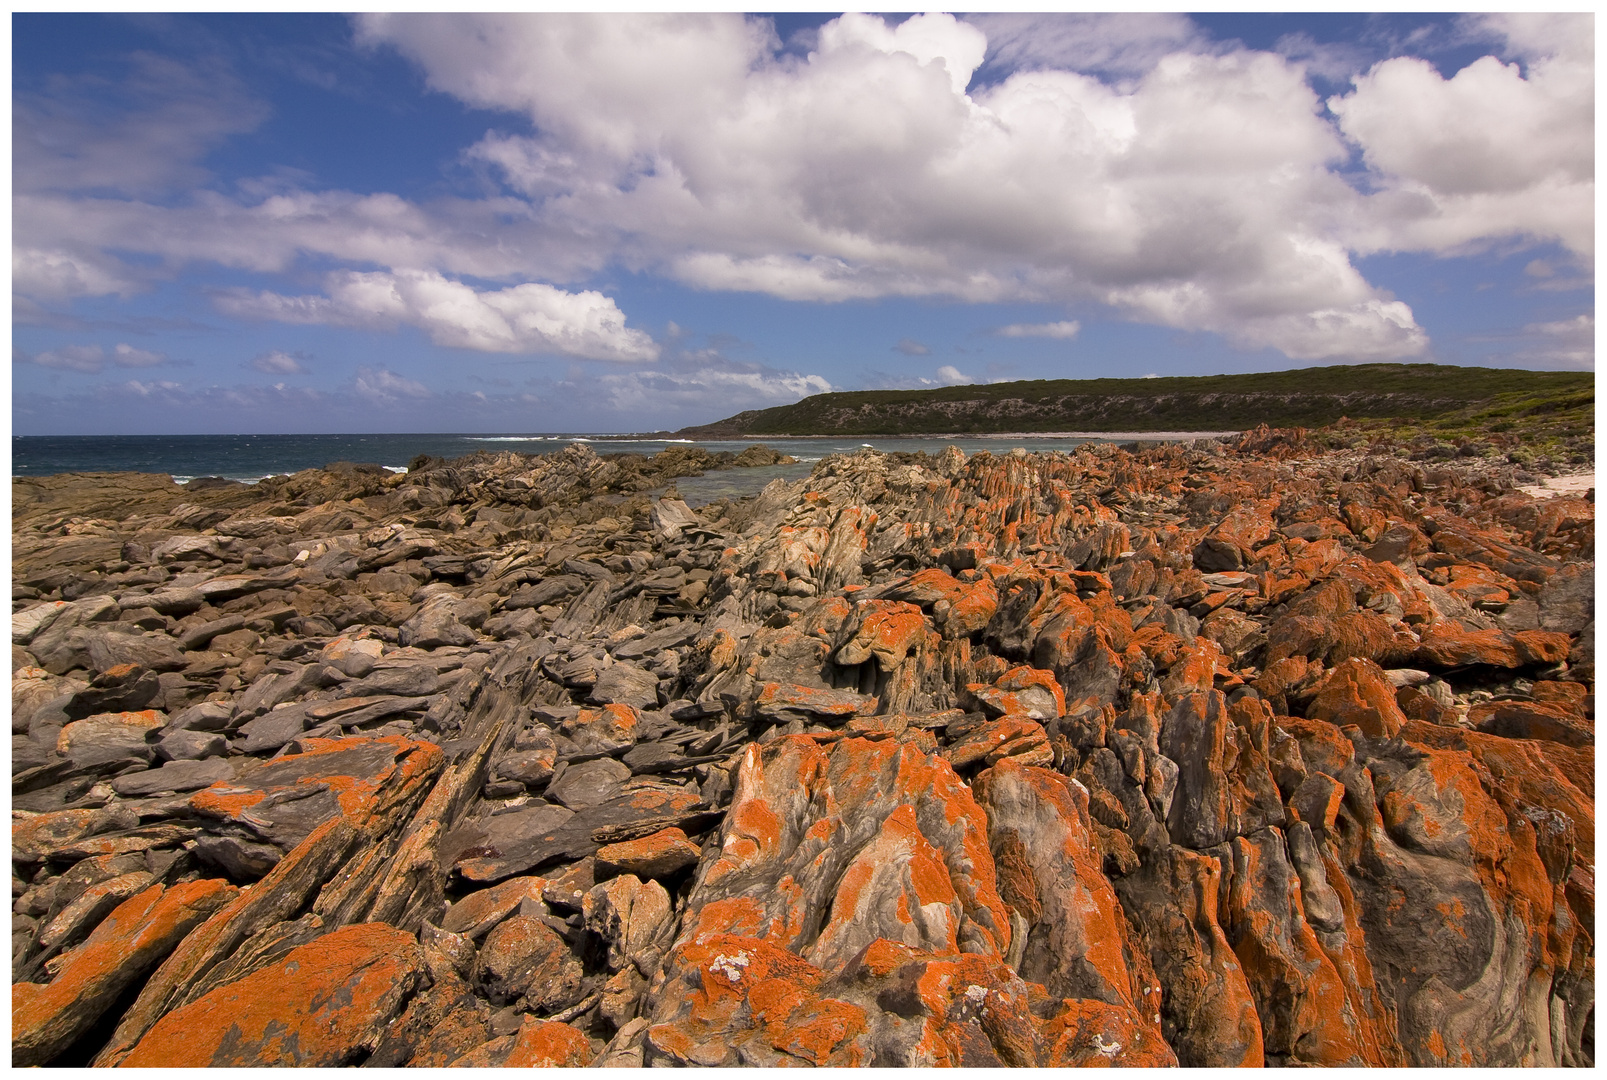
671, 362, 1591, 438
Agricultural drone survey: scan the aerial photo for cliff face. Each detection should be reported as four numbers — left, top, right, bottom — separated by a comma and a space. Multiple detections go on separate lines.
11, 434, 1595, 1067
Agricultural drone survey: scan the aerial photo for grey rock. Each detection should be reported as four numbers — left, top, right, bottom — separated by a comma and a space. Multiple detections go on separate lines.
166, 700, 234, 732
193, 835, 282, 880
399, 595, 479, 649
588, 662, 661, 710
503, 576, 585, 610
129, 587, 205, 616
651, 498, 700, 541
111, 757, 235, 797
347, 665, 441, 698
612, 620, 699, 660
1537, 562, 1593, 634
179, 614, 247, 651
547, 757, 631, 810
157, 728, 228, 761
232, 704, 311, 754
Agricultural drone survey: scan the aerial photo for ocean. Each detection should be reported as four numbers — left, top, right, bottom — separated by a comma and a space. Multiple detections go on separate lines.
10, 431, 1208, 506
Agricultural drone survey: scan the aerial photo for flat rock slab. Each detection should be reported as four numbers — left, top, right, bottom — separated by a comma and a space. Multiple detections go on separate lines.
112, 757, 236, 797
588, 663, 661, 711
548, 757, 632, 810
595, 826, 701, 879
119, 922, 425, 1067
455, 785, 704, 884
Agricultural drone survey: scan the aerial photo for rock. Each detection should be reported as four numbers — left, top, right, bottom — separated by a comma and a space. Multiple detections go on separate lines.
584, 873, 673, 970
1306, 658, 1408, 739
561, 702, 642, 755
835, 599, 927, 671
500, 1018, 595, 1066
34, 871, 155, 953
156, 728, 227, 761
474, 914, 585, 1010
588, 663, 661, 711
230, 704, 310, 754
320, 634, 383, 677
441, 875, 546, 939
111, 757, 235, 797
546, 757, 631, 810
119, 922, 425, 1066
56, 709, 165, 769
8, 430, 1595, 1068
12, 879, 237, 1066
595, 826, 702, 879
347, 664, 440, 698
652, 498, 700, 541
753, 681, 875, 725
399, 595, 480, 648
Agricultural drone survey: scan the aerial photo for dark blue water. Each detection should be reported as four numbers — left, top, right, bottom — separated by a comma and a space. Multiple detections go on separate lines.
11, 431, 1211, 504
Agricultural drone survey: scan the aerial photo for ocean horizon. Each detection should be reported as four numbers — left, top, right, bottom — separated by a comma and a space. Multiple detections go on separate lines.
10, 430, 1226, 483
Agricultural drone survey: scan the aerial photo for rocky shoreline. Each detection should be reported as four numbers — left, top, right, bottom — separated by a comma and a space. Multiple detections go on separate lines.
11, 430, 1594, 1066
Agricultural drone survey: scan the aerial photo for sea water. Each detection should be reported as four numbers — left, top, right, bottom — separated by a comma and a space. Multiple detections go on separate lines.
11, 431, 1203, 506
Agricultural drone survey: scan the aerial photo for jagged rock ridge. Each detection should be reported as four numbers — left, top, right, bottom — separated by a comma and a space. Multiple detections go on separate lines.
11, 430, 1594, 1067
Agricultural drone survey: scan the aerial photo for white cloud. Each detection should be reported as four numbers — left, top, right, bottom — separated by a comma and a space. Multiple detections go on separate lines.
997, 320, 1081, 339
353, 366, 432, 404
249, 350, 308, 375
12, 247, 145, 302
22, 344, 106, 373
894, 338, 930, 356
112, 343, 166, 367
593, 360, 832, 416
935, 364, 973, 385
17, 14, 1592, 369
1331, 13, 1592, 260
362, 14, 1431, 361
217, 269, 658, 362
17, 341, 169, 373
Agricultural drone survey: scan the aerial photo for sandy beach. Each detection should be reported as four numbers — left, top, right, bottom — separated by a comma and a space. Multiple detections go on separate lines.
1517, 471, 1595, 499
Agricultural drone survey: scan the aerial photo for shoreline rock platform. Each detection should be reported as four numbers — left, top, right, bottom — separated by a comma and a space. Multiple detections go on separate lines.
11, 431, 1594, 1066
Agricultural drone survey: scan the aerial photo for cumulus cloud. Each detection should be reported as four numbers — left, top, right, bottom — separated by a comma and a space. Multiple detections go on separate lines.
893, 338, 930, 356
17, 13, 1592, 369
935, 364, 974, 385
1331, 13, 1592, 260
16, 341, 169, 373
997, 320, 1081, 339
217, 269, 658, 361
361, 13, 1437, 361
249, 350, 308, 375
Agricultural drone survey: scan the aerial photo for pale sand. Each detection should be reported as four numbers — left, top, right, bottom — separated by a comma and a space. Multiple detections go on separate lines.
1517, 472, 1595, 500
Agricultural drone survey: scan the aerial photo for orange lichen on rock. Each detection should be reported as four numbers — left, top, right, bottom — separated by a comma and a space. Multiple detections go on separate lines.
119, 922, 425, 1067
13, 878, 238, 1067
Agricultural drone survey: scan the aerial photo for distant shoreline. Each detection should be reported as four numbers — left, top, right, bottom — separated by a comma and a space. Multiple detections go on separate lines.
606, 430, 1240, 442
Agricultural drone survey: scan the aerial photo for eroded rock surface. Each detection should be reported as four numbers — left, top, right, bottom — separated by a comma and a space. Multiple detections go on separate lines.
9, 435, 1593, 1066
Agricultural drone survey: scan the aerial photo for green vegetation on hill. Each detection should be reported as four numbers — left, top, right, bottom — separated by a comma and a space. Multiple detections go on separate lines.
673, 364, 1592, 444
1316, 381, 1595, 469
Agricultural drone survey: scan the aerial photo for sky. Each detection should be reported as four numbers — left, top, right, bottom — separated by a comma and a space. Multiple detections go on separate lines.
11, 11, 1595, 435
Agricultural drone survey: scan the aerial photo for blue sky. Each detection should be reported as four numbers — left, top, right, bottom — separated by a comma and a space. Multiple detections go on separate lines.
12, 12, 1593, 435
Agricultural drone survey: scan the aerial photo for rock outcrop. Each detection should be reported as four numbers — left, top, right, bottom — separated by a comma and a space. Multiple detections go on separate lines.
11, 434, 1593, 1066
